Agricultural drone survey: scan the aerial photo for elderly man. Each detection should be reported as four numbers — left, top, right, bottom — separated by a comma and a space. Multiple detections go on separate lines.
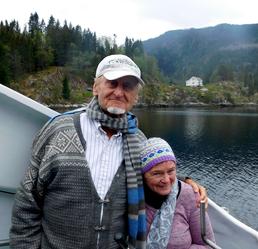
10, 54, 206, 249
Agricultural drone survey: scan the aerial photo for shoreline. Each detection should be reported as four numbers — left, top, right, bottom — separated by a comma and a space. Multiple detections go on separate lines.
48, 102, 258, 110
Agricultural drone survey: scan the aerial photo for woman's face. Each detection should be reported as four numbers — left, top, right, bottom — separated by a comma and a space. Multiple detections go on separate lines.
144, 160, 176, 196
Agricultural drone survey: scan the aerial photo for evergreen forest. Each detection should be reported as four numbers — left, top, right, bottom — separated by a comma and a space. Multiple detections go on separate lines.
0, 12, 163, 87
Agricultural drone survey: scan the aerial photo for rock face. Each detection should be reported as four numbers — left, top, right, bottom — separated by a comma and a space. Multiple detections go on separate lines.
11, 67, 91, 105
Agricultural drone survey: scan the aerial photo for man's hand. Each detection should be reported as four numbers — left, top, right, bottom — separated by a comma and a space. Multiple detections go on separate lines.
185, 178, 208, 208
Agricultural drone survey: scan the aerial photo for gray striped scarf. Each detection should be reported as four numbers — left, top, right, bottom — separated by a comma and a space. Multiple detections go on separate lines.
85, 97, 146, 249
147, 179, 179, 249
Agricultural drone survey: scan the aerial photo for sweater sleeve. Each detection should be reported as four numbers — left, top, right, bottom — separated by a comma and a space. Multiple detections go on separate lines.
9, 120, 54, 249
9, 153, 44, 249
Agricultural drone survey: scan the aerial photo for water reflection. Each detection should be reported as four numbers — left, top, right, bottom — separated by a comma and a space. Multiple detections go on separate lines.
183, 111, 205, 143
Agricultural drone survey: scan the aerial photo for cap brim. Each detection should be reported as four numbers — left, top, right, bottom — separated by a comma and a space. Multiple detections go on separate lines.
103, 70, 145, 85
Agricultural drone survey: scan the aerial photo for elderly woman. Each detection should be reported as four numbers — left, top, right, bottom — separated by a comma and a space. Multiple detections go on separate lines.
140, 137, 215, 249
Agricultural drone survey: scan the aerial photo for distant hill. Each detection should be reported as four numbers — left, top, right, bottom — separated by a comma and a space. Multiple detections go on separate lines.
143, 23, 258, 91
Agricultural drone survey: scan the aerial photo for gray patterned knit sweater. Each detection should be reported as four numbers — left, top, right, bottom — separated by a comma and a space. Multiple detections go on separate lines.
10, 112, 146, 249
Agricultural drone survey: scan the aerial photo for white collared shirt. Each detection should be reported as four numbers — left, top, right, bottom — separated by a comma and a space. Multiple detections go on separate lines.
80, 112, 123, 199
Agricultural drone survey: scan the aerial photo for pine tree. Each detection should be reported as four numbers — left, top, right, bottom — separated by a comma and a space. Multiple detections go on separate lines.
0, 42, 11, 86
62, 76, 70, 100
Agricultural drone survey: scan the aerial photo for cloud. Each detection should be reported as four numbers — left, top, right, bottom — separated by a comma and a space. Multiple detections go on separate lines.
1, 0, 258, 44
130, 0, 258, 29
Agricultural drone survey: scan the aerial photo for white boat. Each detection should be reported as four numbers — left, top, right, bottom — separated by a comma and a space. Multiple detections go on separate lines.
1, 84, 258, 248
0, 84, 58, 249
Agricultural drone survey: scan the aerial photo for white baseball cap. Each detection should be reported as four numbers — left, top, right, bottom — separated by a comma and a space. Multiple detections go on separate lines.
95, 54, 144, 85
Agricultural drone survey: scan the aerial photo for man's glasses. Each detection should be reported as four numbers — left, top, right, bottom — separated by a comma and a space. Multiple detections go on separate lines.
105, 77, 139, 91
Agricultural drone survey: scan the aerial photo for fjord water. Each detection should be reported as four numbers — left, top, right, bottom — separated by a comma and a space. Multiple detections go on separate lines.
134, 107, 258, 231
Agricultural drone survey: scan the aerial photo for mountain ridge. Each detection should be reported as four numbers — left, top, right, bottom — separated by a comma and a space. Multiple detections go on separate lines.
142, 23, 258, 89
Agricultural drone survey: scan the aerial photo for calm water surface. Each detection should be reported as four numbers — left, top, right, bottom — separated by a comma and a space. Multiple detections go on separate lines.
134, 107, 258, 231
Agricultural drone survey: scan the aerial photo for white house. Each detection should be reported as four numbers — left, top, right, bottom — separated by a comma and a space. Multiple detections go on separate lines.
186, 76, 203, 87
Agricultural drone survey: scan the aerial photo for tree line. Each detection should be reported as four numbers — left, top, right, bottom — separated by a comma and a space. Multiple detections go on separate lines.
0, 12, 163, 87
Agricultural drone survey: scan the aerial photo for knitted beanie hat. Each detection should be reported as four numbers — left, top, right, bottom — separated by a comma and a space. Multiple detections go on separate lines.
140, 137, 176, 173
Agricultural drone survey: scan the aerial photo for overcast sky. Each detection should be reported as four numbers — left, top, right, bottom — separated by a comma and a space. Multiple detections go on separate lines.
1, 0, 258, 44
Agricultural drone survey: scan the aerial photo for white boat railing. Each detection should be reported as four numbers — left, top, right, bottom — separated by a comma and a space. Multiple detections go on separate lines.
200, 201, 222, 249
207, 198, 258, 249
0, 84, 58, 118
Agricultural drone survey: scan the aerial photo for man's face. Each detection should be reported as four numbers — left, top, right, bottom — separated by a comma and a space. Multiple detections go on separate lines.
93, 76, 140, 115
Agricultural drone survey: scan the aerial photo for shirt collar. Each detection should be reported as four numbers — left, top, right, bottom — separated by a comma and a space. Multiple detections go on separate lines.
95, 120, 122, 138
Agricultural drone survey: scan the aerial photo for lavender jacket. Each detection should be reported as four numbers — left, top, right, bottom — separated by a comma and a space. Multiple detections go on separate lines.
146, 181, 215, 249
